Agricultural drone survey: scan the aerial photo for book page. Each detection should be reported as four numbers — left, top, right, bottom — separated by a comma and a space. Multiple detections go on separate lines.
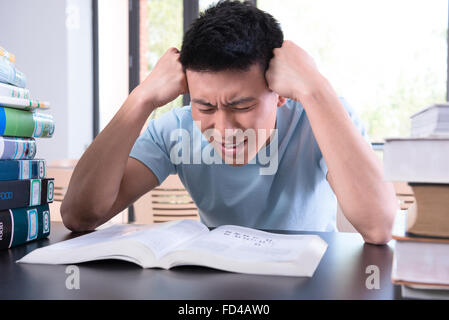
393, 241, 449, 285
125, 219, 209, 259
17, 220, 209, 266
177, 225, 326, 262
47, 224, 149, 250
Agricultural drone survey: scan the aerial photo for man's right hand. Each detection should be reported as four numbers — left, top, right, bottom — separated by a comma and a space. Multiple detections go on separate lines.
134, 47, 189, 111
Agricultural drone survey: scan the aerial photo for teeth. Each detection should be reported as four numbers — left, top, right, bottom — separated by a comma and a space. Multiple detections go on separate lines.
223, 140, 245, 148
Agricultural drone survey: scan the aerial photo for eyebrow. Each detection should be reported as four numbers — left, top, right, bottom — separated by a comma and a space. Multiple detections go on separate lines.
192, 97, 256, 108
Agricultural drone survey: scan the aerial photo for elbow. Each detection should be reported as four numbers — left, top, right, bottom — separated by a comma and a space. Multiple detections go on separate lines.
363, 230, 392, 245
60, 198, 102, 232
362, 197, 397, 245
361, 210, 395, 245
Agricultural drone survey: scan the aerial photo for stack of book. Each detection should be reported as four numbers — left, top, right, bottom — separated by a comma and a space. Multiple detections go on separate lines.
384, 103, 449, 299
0, 46, 55, 250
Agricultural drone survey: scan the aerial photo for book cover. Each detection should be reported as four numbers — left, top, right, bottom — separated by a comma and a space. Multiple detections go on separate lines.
0, 178, 54, 211
0, 107, 54, 138
0, 57, 26, 88
0, 159, 46, 180
0, 136, 36, 160
0, 96, 50, 111
0, 204, 50, 250
0, 82, 30, 99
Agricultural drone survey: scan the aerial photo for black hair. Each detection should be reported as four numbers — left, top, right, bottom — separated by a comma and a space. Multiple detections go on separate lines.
180, 0, 283, 72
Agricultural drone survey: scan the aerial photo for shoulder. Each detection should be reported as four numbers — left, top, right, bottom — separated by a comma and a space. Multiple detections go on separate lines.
151, 105, 192, 128
144, 105, 193, 138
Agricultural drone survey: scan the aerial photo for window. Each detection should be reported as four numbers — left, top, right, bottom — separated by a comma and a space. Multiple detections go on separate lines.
135, 0, 448, 143
141, 0, 184, 119
258, 0, 448, 143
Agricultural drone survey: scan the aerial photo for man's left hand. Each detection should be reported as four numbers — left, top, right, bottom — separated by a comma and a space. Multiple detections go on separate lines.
265, 40, 325, 102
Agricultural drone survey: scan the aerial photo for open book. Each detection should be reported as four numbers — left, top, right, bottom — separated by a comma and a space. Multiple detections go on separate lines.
17, 219, 328, 277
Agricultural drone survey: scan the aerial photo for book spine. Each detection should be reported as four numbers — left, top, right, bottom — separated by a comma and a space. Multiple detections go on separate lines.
0, 136, 36, 160
0, 204, 50, 250
0, 107, 54, 138
0, 46, 15, 65
0, 178, 54, 211
0, 159, 46, 180
0, 82, 30, 99
0, 58, 26, 88
32, 112, 55, 138
0, 96, 50, 111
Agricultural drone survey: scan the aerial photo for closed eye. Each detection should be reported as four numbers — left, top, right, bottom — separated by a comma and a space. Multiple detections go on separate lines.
198, 108, 216, 114
232, 104, 256, 112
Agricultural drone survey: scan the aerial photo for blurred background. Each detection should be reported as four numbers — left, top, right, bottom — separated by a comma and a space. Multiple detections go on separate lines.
1, 0, 447, 161
0, 0, 447, 224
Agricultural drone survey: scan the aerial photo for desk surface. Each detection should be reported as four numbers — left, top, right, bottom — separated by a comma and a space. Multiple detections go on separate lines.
0, 222, 402, 300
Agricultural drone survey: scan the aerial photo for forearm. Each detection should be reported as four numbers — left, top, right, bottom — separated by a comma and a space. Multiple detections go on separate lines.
297, 76, 397, 244
61, 89, 155, 228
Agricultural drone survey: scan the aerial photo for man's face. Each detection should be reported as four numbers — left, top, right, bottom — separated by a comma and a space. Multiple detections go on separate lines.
187, 64, 285, 165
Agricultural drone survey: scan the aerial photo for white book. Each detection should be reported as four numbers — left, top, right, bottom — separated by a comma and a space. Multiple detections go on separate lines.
410, 103, 449, 137
0, 95, 50, 110
383, 137, 449, 183
0, 82, 30, 99
392, 240, 449, 286
401, 285, 449, 300
16, 219, 328, 277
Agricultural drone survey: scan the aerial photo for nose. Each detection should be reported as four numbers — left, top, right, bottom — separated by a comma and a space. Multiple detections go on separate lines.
214, 108, 237, 141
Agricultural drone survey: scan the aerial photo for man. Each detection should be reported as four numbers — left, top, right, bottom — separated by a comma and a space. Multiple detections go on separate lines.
61, 0, 397, 244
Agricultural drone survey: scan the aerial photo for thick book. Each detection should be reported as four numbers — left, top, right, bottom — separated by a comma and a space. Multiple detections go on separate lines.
410, 103, 449, 137
0, 107, 54, 138
0, 159, 46, 180
401, 285, 449, 300
0, 136, 36, 160
0, 178, 54, 211
404, 184, 449, 238
0, 204, 50, 250
383, 137, 449, 183
0, 56, 26, 88
0, 96, 50, 111
0, 82, 30, 99
393, 210, 449, 244
392, 240, 449, 288
17, 219, 328, 277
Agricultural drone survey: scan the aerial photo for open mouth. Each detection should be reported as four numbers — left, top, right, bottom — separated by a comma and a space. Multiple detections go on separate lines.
214, 138, 248, 155
220, 138, 248, 155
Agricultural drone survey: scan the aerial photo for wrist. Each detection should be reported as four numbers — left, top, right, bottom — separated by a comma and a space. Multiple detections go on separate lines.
129, 86, 158, 113
294, 73, 332, 103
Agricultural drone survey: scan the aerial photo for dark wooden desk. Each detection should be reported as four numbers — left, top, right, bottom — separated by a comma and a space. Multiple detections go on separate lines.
0, 222, 402, 299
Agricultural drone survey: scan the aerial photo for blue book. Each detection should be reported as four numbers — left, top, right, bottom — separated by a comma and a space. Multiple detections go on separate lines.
0, 159, 46, 180
0, 136, 36, 160
0, 57, 26, 88
0, 204, 50, 249
0, 178, 54, 211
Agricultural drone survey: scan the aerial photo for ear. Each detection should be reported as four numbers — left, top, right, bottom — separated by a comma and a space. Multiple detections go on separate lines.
277, 96, 287, 107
